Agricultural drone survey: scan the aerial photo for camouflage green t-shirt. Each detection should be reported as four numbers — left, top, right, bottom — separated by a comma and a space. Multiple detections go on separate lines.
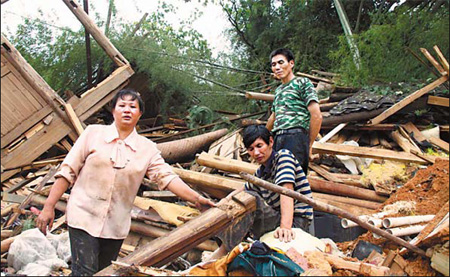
272, 77, 318, 133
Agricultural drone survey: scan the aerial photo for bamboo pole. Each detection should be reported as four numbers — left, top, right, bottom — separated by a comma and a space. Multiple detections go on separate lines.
239, 172, 428, 257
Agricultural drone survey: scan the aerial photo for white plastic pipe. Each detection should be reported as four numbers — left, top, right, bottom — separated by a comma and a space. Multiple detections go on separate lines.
341, 212, 388, 229
386, 225, 426, 237
368, 218, 383, 228
382, 215, 435, 228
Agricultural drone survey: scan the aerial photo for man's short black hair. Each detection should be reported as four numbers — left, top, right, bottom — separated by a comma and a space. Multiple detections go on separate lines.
269, 48, 295, 62
242, 125, 273, 149
111, 88, 145, 114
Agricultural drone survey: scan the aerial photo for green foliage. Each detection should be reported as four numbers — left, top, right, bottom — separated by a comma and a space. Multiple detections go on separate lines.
330, 5, 449, 86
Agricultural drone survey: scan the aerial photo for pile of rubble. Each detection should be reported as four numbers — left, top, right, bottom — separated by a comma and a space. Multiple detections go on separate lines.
1, 2, 449, 274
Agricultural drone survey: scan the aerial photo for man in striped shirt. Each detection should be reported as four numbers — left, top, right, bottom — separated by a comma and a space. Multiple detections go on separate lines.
208, 125, 313, 260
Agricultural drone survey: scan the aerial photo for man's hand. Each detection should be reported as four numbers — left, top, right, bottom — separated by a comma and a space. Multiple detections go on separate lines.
35, 207, 55, 235
273, 227, 296, 243
195, 195, 216, 212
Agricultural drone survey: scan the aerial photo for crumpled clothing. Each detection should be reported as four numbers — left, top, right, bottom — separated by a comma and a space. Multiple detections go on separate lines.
188, 243, 251, 276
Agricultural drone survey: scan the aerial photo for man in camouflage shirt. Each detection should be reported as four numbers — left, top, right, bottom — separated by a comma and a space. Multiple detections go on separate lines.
266, 48, 322, 174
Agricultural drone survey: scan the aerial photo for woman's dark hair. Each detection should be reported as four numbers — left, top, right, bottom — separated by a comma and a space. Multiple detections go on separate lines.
242, 125, 273, 149
269, 48, 295, 62
111, 89, 145, 114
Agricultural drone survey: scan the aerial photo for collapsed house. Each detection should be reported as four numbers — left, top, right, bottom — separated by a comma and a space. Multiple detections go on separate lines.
1, 1, 450, 276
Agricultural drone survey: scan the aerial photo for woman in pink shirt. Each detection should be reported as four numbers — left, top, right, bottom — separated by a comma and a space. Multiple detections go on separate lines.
35, 89, 215, 276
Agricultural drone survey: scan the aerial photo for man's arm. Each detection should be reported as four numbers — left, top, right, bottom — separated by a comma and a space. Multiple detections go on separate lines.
266, 112, 275, 131
307, 101, 322, 158
274, 183, 296, 242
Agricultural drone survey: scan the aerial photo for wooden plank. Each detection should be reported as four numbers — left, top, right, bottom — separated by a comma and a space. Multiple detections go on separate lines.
95, 191, 256, 275
420, 48, 447, 75
64, 103, 84, 136
367, 75, 448, 125
401, 122, 429, 143
75, 65, 133, 117
1, 36, 71, 127
429, 136, 449, 152
312, 141, 427, 164
309, 163, 342, 183
62, 0, 129, 67
319, 123, 348, 143
397, 127, 421, 152
428, 95, 449, 107
5, 68, 45, 111
1, 106, 52, 148
323, 253, 390, 276
1, 62, 11, 77
433, 45, 449, 74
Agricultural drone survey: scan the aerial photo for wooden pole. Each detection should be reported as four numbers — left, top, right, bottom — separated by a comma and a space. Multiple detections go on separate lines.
62, 0, 129, 67
196, 152, 259, 174
172, 167, 244, 198
239, 172, 428, 257
157, 129, 228, 164
83, 0, 93, 89
95, 191, 256, 275
367, 75, 448, 125
312, 192, 381, 210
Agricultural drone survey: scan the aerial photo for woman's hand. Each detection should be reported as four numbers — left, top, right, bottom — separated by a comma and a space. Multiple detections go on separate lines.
35, 207, 55, 235
195, 195, 216, 212
273, 227, 296, 243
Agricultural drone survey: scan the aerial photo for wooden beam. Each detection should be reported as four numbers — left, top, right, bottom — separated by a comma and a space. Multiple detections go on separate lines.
309, 178, 387, 203
429, 136, 449, 152
312, 142, 427, 164
95, 191, 256, 275
428, 95, 449, 107
390, 130, 421, 154
1, 36, 71, 128
420, 48, 447, 75
319, 123, 348, 143
323, 253, 390, 276
196, 152, 259, 174
172, 167, 244, 199
312, 192, 381, 210
62, 0, 129, 67
64, 103, 84, 136
367, 75, 448, 125
4, 166, 57, 228
433, 45, 449, 74
401, 122, 429, 144
309, 163, 342, 183
296, 71, 335, 84
240, 172, 427, 257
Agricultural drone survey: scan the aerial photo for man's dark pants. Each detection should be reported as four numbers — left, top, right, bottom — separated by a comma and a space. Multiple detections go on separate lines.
68, 227, 124, 276
273, 127, 310, 175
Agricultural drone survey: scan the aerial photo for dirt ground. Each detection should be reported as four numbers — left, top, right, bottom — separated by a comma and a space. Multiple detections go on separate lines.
336, 159, 449, 276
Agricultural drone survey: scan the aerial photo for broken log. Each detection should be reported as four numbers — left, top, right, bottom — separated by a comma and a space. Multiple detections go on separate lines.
129, 221, 218, 252
239, 172, 427, 257
172, 167, 244, 199
157, 129, 228, 164
29, 194, 217, 252
312, 192, 381, 210
196, 152, 259, 174
95, 191, 256, 275
309, 178, 387, 203
323, 253, 390, 276
195, 153, 386, 202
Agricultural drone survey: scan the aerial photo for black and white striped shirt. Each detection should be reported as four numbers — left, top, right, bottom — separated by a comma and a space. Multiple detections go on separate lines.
245, 149, 313, 219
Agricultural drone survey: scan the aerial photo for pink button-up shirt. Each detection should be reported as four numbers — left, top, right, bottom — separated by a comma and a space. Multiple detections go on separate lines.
55, 123, 180, 239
